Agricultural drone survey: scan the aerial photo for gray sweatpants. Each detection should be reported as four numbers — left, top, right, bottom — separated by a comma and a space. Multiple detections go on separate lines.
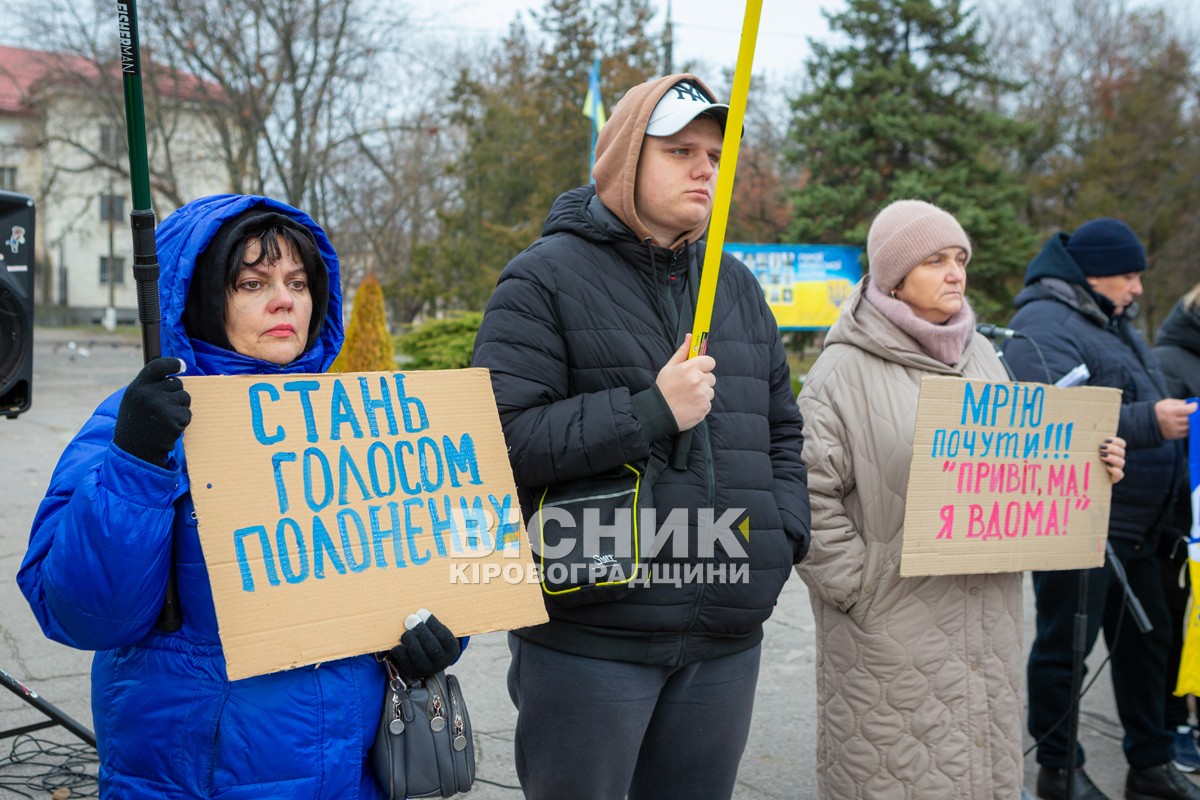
506, 633, 762, 800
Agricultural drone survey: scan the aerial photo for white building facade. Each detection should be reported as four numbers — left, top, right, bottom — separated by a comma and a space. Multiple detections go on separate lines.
0, 44, 229, 325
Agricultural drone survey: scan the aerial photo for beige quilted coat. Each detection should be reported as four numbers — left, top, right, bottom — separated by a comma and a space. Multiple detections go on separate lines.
796, 285, 1022, 799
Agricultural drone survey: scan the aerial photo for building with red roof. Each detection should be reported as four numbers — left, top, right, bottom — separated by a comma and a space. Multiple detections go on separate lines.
0, 44, 229, 324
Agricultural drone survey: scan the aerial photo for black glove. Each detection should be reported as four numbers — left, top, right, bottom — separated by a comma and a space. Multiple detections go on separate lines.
387, 614, 461, 680
114, 357, 192, 467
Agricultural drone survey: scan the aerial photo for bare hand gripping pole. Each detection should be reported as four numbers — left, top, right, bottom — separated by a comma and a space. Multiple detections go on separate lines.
119, 0, 180, 631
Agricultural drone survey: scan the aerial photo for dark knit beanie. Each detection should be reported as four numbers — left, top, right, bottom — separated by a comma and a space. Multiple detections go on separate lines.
1064, 218, 1147, 277
184, 207, 328, 353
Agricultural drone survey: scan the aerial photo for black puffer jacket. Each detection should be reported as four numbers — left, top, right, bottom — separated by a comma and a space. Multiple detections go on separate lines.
1003, 234, 1181, 543
1155, 300, 1200, 400
1154, 300, 1200, 542
473, 186, 809, 665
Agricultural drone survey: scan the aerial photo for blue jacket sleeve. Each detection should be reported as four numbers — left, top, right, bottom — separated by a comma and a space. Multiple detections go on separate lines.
17, 395, 183, 650
472, 259, 653, 489
1116, 397, 1164, 450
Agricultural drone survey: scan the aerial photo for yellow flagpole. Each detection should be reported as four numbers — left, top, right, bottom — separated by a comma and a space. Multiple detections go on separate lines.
688, 0, 762, 358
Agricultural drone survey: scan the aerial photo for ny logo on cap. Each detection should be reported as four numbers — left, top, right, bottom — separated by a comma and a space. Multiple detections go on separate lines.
671, 82, 709, 103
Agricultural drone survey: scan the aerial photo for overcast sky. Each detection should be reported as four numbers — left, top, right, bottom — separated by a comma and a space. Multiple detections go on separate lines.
407, 0, 835, 84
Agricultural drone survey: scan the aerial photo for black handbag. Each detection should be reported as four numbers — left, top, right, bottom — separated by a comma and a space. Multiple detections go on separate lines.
370, 656, 475, 798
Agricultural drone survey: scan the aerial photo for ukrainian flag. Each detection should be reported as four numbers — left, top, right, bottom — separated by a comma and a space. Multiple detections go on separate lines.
1174, 401, 1200, 694
582, 58, 606, 131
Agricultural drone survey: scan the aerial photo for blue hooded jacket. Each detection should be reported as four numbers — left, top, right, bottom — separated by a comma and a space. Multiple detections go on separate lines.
18, 195, 386, 799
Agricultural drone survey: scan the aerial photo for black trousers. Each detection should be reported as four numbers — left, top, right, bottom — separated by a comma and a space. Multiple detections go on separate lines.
1028, 537, 1174, 769
506, 634, 761, 800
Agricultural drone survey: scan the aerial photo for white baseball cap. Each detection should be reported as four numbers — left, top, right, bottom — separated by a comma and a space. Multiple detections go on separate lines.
645, 80, 729, 137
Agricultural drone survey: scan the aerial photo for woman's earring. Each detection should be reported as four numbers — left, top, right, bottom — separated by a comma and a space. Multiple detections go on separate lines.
890, 290, 897, 299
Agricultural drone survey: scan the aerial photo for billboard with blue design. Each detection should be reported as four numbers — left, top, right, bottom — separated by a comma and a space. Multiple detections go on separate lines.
725, 243, 862, 330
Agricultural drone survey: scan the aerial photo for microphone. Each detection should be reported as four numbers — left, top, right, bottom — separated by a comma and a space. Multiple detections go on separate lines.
976, 323, 1022, 340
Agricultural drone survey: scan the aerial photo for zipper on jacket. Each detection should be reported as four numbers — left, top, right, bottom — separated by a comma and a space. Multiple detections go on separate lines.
673, 417, 718, 665
657, 241, 687, 345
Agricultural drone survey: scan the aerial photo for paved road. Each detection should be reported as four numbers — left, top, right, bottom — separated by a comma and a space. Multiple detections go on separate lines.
0, 326, 1185, 798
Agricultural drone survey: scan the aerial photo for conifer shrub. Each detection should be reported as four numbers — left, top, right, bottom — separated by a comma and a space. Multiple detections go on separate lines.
331, 274, 396, 372
397, 312, 483, 370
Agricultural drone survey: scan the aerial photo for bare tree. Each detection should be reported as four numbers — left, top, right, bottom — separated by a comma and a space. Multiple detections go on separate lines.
21, 0, 408, 219
981, 0, 1200, 326
141, 0, 405, 220
4, 2, 220, 211
325, 106, 461, 324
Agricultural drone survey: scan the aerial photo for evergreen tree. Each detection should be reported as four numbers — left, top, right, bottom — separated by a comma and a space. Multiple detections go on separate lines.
997, 2, 1200, 326
435, 24, 547, 312
787, 0, 1035, 318
1070, 30, 1198, 325
332, 274, 396, 372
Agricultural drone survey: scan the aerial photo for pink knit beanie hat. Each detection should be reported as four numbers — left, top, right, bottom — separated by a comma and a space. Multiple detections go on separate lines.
867, 200, 972, 293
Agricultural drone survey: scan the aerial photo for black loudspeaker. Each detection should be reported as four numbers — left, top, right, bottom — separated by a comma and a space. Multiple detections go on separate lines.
0, 191, 34, 418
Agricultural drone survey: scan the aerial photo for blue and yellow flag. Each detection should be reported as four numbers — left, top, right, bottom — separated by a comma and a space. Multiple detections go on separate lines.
582, 58, 606, 131
583, 57, 605, 182
1174, 401, 1200, 694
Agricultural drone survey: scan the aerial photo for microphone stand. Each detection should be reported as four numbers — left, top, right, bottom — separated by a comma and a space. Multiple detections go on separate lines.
982, 321, 1152, 796
1064, 569, 1087, 797
1062, 544, 1152, 797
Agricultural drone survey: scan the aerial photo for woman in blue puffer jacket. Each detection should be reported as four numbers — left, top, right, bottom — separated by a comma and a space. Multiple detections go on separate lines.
18, 195, 460, 799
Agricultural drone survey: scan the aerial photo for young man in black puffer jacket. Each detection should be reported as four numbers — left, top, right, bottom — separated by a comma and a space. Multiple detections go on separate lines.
472, 74, 810, 800
1004, 218, 1198, 800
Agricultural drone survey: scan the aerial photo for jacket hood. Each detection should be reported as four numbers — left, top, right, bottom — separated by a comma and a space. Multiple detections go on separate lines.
826, 280, 983, 373
156, 194, 344, 376
1024, 232, 1088, 287
543, 186, 628, 243
1017, 233, 1130, 322
1156, 300, 1200, 357
593, 73, 720, 248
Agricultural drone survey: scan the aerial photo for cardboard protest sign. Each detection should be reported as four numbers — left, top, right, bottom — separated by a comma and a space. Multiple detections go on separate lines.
900, 377, 1120, 577
182, 368, 547, 680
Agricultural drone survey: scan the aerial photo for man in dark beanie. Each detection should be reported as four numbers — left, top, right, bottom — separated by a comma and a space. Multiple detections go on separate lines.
1004, 218, 1199, 800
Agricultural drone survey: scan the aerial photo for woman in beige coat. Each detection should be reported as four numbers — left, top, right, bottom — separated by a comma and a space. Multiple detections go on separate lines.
796, 200, 1126, 799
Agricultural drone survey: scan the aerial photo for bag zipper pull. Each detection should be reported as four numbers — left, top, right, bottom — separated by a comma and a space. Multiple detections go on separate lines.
381, 657, 407, 735
449, 688, 467, 751
428, 684, 446, 732
387, 684, 406, 735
